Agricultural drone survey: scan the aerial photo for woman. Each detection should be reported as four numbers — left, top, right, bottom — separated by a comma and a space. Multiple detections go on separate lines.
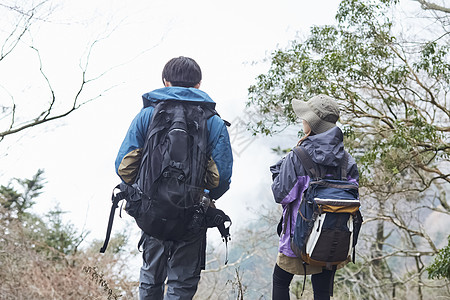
271, 95, 359, 300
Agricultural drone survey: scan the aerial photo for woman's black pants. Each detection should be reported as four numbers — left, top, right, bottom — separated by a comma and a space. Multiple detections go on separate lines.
272, 263, 335, 300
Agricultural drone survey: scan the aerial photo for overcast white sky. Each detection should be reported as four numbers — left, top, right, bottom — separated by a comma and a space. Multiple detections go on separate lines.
1, 0, 342, 245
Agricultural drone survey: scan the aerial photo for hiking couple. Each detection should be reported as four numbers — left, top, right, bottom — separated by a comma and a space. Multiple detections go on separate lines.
113, 56, 360, 300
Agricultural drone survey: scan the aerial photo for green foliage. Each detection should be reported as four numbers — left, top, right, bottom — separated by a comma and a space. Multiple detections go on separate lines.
271, 146, 291, 156
427, 235, 450, 280
415, 41, 450, 80
0, 185, 21, 211
42, 205, 88, 255
0, 170, 86, 256
89, 229, 130, 255
0, 169, 45, 217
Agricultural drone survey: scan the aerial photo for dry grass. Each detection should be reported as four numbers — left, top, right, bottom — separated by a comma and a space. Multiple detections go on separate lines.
0, 209, 138, 300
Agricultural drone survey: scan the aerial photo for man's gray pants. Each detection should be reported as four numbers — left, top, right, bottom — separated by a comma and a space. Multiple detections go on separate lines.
139, 231, 206, 300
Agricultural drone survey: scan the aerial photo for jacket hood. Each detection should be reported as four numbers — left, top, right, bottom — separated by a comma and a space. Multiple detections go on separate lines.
142, 87, 216, 109
302, 126, 345, 167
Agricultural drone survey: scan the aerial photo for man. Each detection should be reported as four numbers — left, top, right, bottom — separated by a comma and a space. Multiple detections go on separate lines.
115, 56, 233, 299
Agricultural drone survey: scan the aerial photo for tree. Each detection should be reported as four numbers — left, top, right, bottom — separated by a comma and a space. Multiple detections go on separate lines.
247, 0, 449, 298
0, 170, 85, 255
0, 169, 44, 217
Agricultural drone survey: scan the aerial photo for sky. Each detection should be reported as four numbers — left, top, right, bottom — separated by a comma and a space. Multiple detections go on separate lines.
0, 0, 343, 246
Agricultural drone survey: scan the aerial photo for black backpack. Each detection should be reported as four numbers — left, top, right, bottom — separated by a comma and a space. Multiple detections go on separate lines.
100, 100, 231, 254
133, 100, 213, 240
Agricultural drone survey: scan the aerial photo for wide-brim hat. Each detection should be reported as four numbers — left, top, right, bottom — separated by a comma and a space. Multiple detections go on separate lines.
291, 94, 340, 134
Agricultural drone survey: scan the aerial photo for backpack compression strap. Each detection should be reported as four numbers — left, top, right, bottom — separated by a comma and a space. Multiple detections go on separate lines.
340, 151, 349, 180
100, 185, 127, 253
145, 99, 231, 128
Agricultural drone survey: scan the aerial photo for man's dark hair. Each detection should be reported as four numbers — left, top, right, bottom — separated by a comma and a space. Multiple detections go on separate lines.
162, 56, 202, 88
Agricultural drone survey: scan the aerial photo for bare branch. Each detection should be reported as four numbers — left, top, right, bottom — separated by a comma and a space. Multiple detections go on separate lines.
29, 45, 56, 120
0, 1, 52, 61
1, 11, 33, 61
388, 43, 450, 118
0, 11, 161, 140
414, 0, 450, 13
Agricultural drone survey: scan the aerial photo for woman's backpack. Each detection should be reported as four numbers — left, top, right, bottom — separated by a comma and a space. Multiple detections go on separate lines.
290, 146, 363, 270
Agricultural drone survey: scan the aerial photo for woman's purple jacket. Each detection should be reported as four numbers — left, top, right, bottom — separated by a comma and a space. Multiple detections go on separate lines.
270, 127, 359, 258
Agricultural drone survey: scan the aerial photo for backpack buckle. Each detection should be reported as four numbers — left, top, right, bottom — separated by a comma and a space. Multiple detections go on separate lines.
170, 161, 183, 169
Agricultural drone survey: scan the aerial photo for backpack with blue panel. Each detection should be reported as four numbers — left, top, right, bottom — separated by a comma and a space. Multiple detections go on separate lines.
290, 146, 363, 270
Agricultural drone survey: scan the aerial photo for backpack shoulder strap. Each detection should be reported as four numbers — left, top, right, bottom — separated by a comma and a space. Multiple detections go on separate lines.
292, 146, 320, 180
202, 105, 219, 120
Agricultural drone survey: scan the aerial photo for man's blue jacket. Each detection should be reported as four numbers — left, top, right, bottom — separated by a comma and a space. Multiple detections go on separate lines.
115, 87, 233, 200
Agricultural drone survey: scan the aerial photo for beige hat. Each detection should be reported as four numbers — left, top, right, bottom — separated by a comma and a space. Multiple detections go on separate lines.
291, 94, 340, 134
